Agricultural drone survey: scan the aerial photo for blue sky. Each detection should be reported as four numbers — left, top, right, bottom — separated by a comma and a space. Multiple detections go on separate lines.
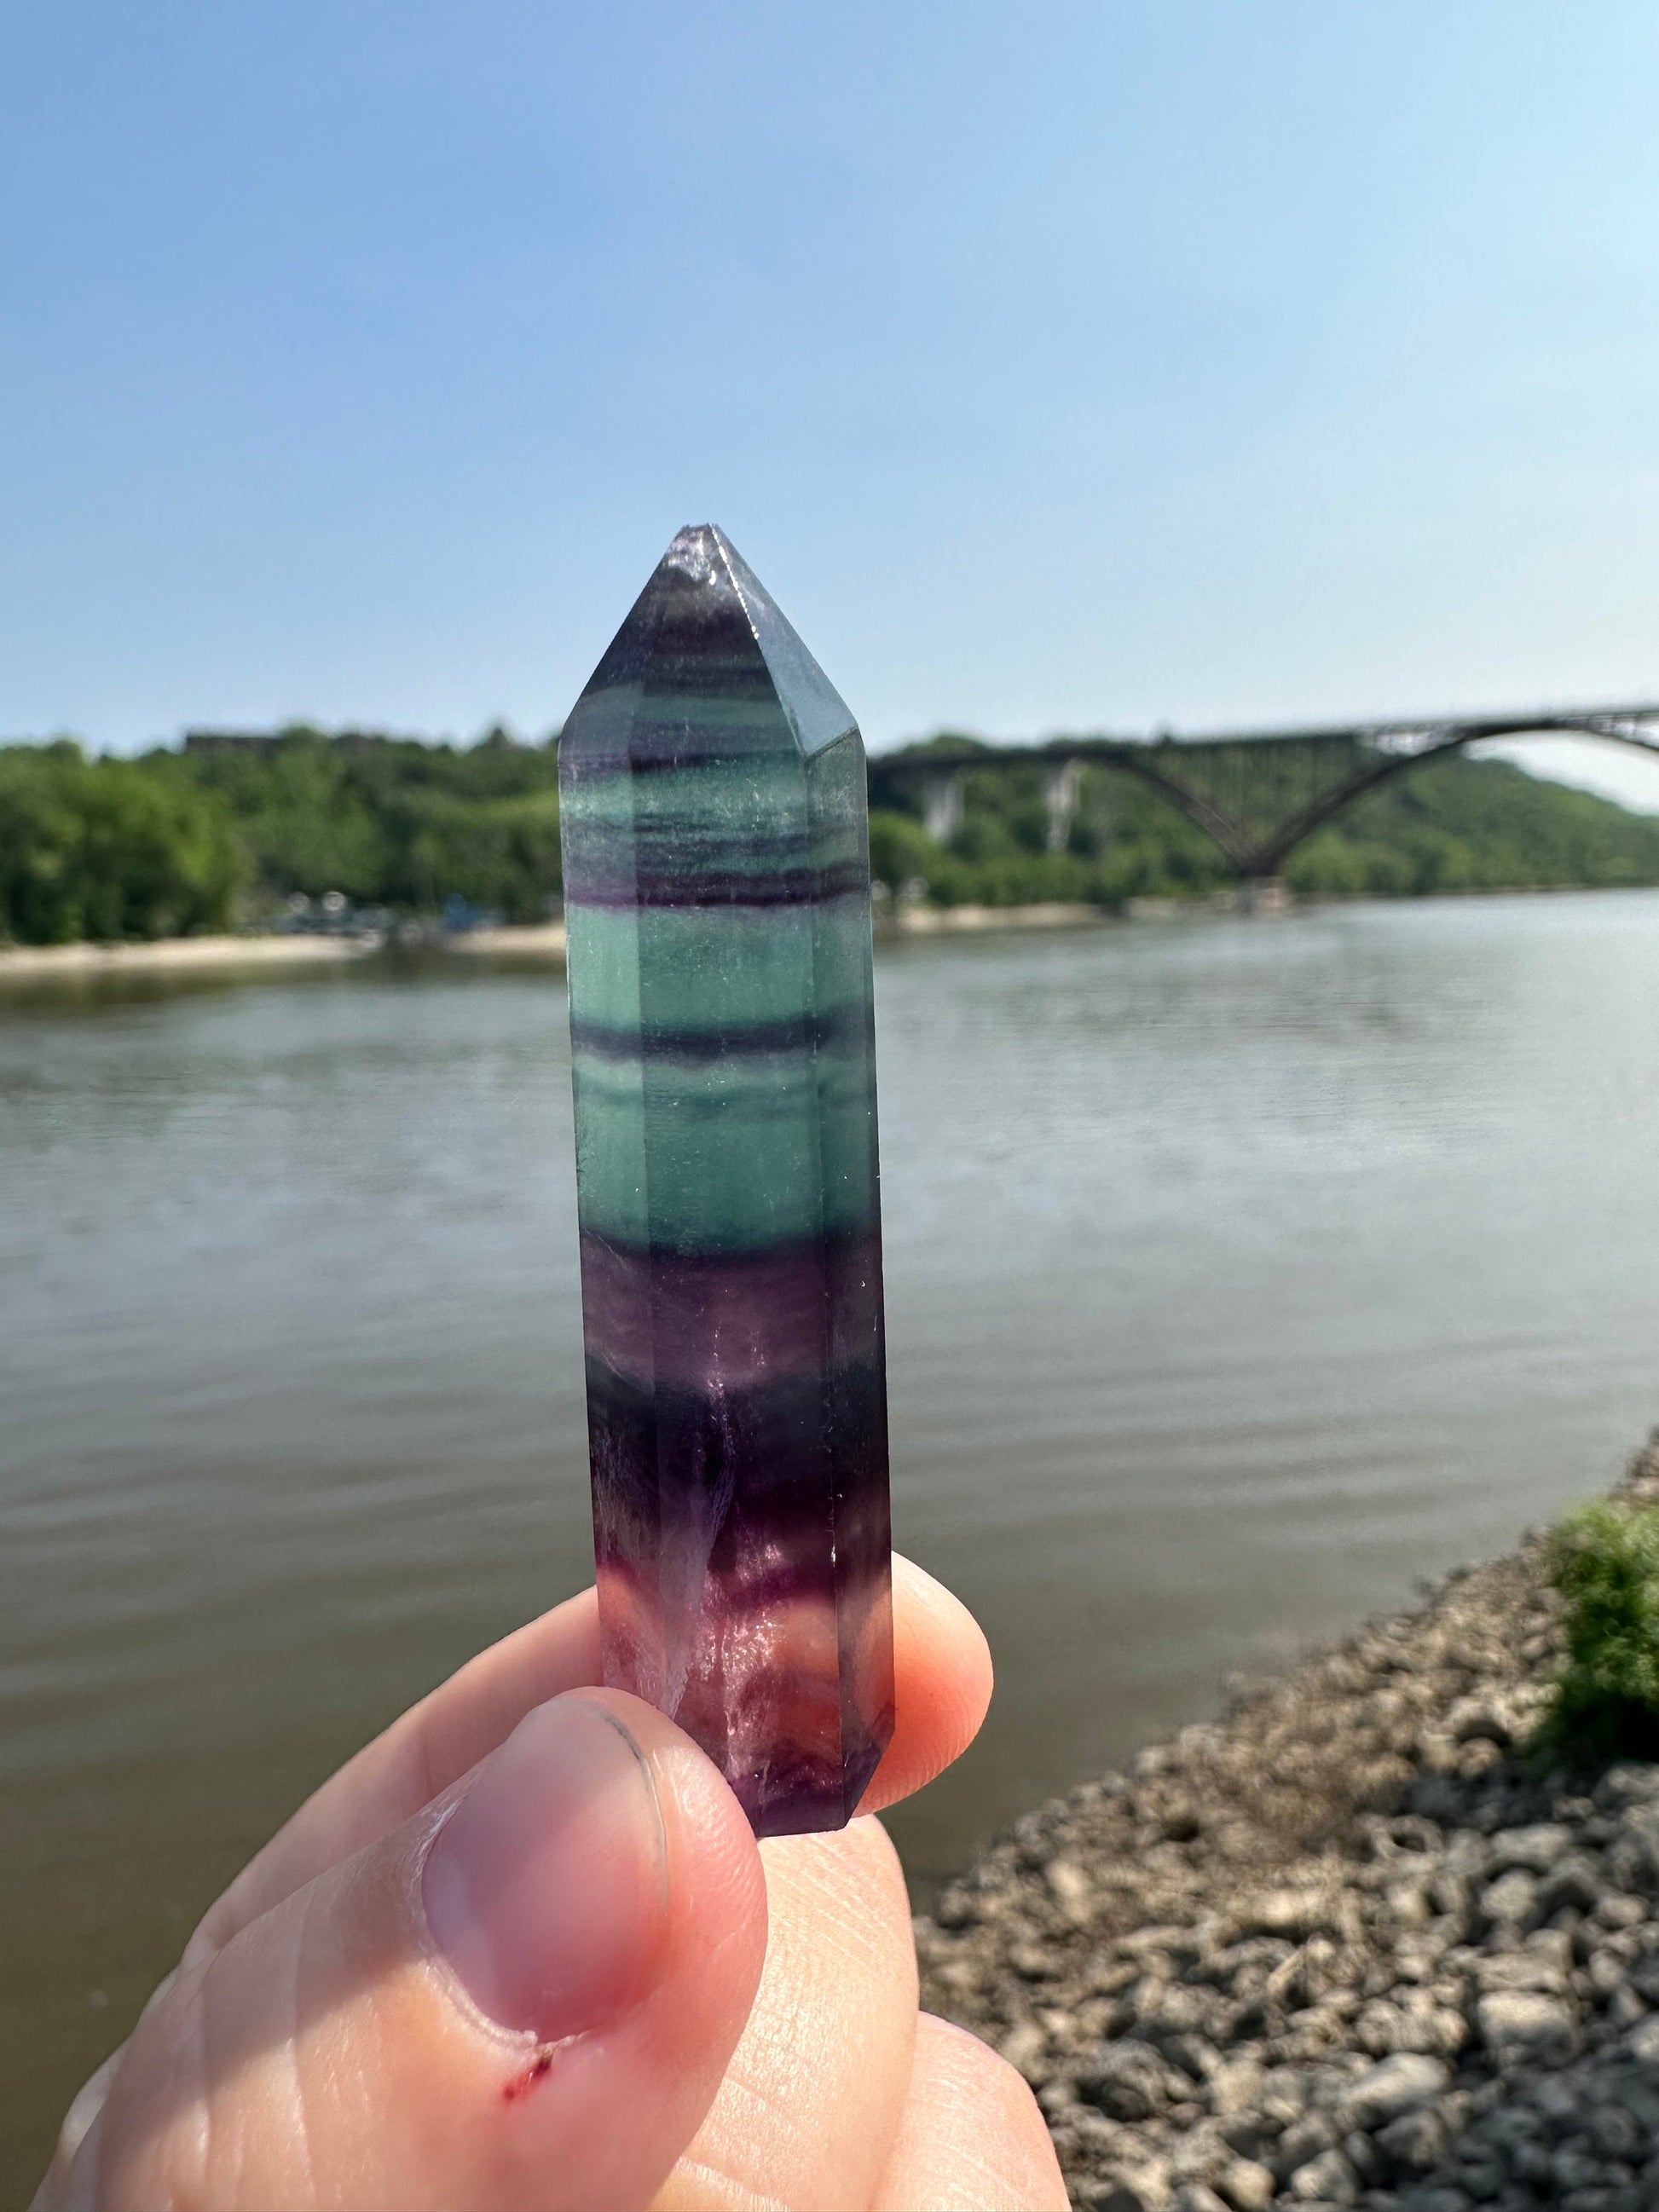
7, 1, 1659, 806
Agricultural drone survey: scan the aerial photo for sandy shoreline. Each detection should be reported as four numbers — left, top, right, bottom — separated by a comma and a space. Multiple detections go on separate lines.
0, 902, 1115, 980
0, 932, 384, 979
884, 899, 1110, 935
437, 922, 569, 957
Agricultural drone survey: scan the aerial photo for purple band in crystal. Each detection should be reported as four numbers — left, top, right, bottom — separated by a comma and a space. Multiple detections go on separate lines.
583, 1358, 889, 1543
561, 733, 804, 778
569, 1005, 869, 1063
596, 1547, 892, 1835
585, 1343, 893, 1833
579, 1230, 882, 1393
563, 861, 869, 910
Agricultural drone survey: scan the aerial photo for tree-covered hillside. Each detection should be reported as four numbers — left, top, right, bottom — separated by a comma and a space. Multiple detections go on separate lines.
0, 727, 564, 944
177, 725, 562, 918
3, 724, 1659, 945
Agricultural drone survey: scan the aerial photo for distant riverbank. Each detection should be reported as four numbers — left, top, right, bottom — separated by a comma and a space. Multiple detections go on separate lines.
10, 727, 1659, 960
0, 902, 1118, 981
14, 881, 1659, 983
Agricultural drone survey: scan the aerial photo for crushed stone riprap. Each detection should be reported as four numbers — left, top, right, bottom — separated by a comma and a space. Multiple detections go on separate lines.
915, 1441, 1659, 2211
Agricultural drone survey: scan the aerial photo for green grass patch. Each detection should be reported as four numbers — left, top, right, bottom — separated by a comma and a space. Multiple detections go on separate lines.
1540, 1501, 1659, 1760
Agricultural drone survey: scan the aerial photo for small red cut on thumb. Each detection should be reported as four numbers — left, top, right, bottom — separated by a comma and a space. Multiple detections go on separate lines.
73, 1692, 767, 2212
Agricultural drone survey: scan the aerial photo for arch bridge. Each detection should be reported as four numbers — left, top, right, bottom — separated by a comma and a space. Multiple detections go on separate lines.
867, 705, 1659, 893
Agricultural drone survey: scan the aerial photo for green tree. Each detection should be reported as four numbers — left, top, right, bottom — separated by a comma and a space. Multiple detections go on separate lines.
174, 725, 565, 915
0, 743, 246, 944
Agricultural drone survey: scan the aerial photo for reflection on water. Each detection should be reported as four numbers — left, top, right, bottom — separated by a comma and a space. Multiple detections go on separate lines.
5, 893, 1659, 2192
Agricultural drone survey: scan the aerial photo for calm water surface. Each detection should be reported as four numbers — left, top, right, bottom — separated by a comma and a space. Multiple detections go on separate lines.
5, 893, 1659, 2190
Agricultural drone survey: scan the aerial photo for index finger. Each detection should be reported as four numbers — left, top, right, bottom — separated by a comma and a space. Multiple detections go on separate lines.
186, 1552, 991, 1967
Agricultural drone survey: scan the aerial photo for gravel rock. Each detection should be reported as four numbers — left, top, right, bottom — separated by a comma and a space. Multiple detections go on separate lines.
1339, 2054, 1449, 2131
916, 1435, 1659, 2211
1373, 2105, 1448, 2172
1474, 1990, 1579, 2068
1286, 2146, 1357, 2203
1476, 1868, 1537, 1926
1215, 2157, 1275, 2211
1488, 1822, 1571, 1872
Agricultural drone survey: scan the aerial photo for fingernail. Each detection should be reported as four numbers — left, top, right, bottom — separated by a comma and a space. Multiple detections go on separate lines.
422, 1695, 668, 2042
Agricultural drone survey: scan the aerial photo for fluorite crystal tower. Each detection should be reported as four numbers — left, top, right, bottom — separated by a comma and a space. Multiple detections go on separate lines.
558, 525, 894, 1837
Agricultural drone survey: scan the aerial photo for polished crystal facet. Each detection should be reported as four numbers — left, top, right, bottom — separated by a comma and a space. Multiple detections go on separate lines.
558, 524, 894, 1837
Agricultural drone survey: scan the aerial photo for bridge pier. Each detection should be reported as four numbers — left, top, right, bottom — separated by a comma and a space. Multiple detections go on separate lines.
1236, 876, 1290, 916
1043, 760, 1082, 853
922, 770, 965, 845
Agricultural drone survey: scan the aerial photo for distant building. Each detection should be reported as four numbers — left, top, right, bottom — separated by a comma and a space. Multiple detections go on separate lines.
182, 730, 288, 755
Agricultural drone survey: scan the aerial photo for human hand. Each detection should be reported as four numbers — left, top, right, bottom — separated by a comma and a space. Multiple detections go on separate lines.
35, 1556, 1066, 2211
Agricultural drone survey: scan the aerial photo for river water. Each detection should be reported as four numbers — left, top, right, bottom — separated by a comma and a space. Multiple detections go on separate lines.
5, 892, 1659, 2190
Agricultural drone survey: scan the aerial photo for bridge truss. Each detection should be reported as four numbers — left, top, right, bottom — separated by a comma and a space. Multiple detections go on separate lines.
867, 705, 1659, 885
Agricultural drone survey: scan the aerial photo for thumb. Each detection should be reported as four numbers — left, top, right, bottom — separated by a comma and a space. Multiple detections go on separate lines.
83, 1691, 767, 2212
